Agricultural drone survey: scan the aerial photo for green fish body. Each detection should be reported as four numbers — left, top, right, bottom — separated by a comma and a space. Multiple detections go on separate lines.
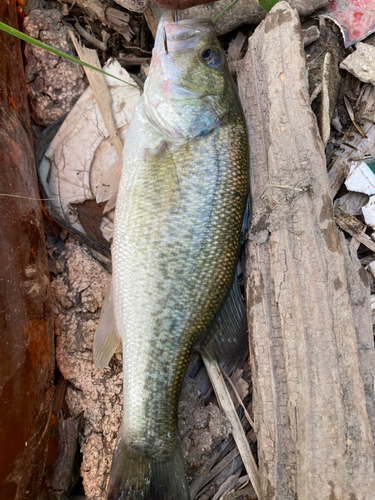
94, 11, 249, 500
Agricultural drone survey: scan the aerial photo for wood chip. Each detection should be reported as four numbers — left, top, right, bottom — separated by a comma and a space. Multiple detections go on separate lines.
227, 32, 247, 62
319, 51, 340, 145
61, 0, 107, 23
335, 206, 375, 252
144, 7, 157, 38
302, 25, 320, 46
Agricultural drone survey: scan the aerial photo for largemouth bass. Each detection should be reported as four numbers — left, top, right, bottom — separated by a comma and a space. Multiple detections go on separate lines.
94, 11, 249, 500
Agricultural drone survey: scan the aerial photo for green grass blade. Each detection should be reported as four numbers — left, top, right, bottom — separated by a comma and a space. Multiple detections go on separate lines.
255, 0, 279, 12
0, 21, 138, 89
212, 0, 240, 23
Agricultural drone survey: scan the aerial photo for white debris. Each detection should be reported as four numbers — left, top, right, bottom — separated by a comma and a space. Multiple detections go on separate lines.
344, 161, 375, 228
38, 60, 140, 240
362, 196, 375, 228
345, 161, 375, 196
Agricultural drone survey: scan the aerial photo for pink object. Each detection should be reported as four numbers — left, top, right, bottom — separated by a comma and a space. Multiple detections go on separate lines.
320, 0, 375, 47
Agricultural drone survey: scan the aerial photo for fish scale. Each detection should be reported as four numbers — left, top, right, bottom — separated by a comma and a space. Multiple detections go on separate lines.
114, 116, 247, 455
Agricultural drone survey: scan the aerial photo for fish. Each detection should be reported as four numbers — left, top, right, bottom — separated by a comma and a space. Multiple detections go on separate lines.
93, 10, 249, 500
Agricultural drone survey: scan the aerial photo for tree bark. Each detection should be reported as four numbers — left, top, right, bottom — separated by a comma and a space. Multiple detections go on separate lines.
0, 2, 54, 499
238, 3, 375, 499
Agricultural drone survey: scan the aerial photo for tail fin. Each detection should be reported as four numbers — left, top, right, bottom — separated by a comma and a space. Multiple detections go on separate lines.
107, 424, 190, 500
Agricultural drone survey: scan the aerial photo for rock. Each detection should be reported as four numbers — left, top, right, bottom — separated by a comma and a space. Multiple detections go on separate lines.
340, 42, 375, 86
151, 0, 330, 36
23, 9, 87, 127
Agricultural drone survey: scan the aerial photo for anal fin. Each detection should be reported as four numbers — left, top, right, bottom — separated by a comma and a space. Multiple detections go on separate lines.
194, 276, 248, 362
94, 282, 121, 369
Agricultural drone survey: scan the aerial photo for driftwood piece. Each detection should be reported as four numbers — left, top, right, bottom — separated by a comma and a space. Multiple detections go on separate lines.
338, 232, 375, 457
238, 3, 375, 499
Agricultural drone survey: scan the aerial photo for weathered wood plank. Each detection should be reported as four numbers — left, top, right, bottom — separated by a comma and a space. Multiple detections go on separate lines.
238, 3, 375, 499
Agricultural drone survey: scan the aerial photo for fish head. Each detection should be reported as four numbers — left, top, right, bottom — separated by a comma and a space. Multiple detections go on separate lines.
144, 12, 233, 145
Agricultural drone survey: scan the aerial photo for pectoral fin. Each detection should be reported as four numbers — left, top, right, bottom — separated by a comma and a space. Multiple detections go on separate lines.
94, 282, 121, 369
144, 141, 182, 213
194, 276, 248, 362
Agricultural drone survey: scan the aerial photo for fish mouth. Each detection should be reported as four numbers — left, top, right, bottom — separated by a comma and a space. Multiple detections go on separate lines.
154, 11, 216, 56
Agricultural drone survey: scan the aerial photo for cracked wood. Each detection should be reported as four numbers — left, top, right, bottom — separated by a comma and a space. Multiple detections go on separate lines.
238, 2, 375, 499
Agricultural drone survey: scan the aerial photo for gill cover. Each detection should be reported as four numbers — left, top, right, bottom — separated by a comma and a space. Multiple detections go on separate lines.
144, 12, 230, 144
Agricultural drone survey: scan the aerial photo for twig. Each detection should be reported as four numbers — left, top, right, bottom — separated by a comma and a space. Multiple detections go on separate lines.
61, 0, 106, 23
117, 56, 150, 66
220, 368, 254, 428
203, 357, 261, 500
74, 18, 107, 51
344, 95, 367, 138
122, 45, 151, 55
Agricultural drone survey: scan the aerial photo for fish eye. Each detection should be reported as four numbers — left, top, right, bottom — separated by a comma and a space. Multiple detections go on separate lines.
201, 47, 223, 68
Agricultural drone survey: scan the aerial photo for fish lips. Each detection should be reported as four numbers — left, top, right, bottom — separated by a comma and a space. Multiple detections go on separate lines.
154, 12, 217, 57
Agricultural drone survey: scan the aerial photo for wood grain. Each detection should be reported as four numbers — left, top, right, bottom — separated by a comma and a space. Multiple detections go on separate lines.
238, 3, 375, 499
